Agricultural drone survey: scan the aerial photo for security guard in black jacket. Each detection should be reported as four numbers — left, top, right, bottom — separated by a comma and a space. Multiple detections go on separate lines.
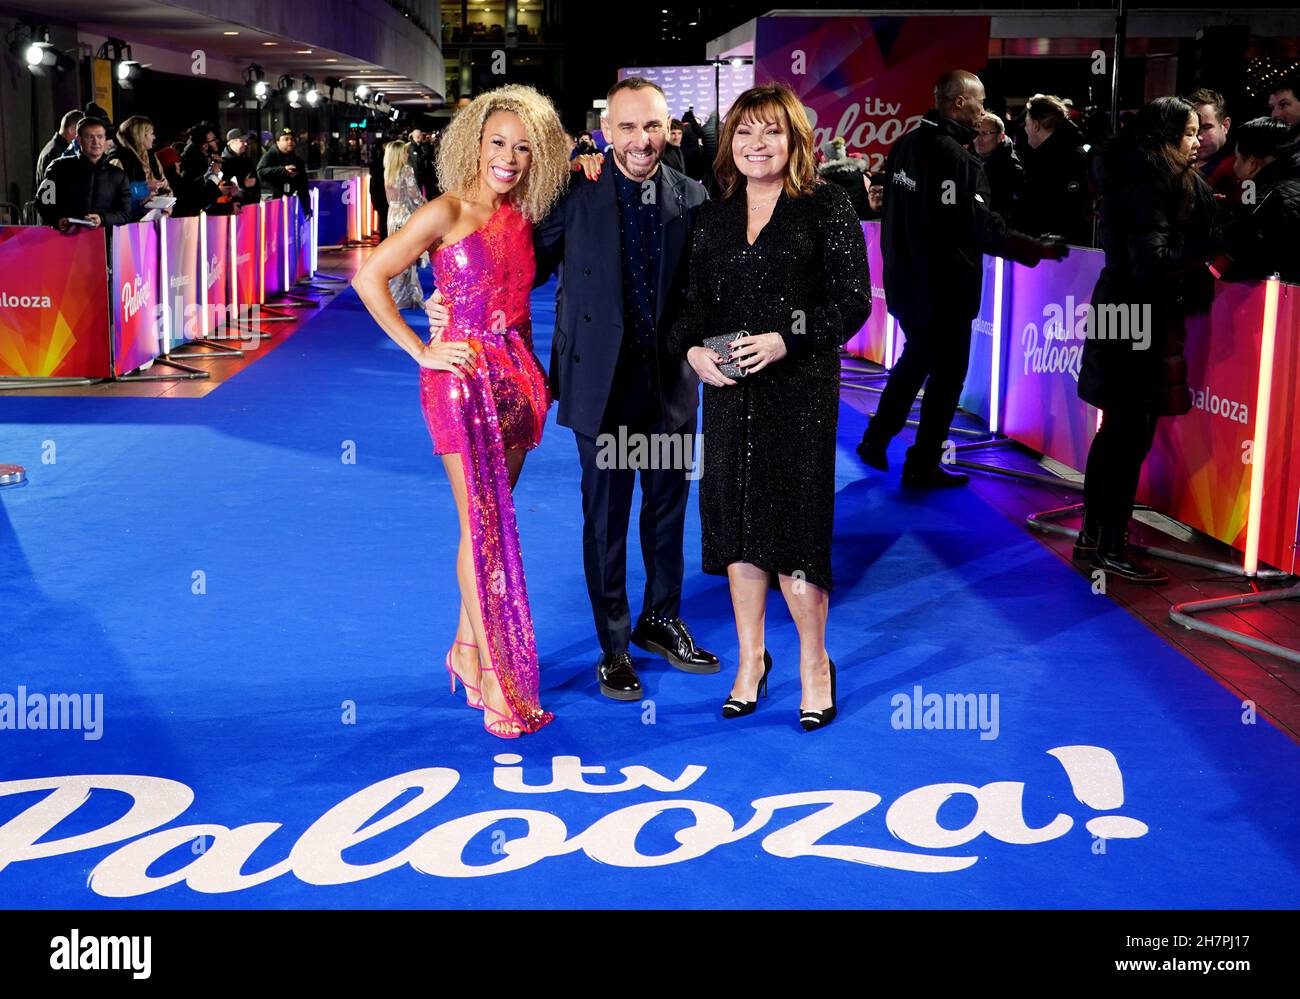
256, 128, 312, 215
858, 70, 1067, 487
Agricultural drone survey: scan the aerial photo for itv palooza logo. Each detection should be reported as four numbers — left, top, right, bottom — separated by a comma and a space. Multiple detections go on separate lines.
0, 746, 1147, 897
1023, 296, 1154, 382
120, 275, 149, 322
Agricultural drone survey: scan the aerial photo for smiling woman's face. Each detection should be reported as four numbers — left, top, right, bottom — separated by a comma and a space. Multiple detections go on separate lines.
732, 112, 789, 186
478, 110, 531, 196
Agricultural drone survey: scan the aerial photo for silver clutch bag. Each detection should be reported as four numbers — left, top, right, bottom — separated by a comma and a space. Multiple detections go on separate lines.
702, 330, 751, 379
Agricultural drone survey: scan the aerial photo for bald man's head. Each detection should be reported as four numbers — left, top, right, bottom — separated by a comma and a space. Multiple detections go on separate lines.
934, 70, 987, 127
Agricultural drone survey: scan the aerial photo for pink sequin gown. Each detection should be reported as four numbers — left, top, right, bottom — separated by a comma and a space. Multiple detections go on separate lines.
420, 200, 554, 733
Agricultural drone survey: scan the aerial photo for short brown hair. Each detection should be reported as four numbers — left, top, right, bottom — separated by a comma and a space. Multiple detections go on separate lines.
1025, 94, 1069, 130
606, 76, 666, 105
714, 84, 818, 202
1186, 87, 1227, 124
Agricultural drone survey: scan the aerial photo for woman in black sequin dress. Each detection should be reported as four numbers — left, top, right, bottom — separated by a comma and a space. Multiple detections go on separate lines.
668, 84, 871, 728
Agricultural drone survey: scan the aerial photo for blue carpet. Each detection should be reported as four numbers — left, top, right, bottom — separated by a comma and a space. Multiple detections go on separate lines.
1, 270, 1298, 909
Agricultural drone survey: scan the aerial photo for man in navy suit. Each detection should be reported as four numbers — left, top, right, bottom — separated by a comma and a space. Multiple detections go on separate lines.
534, 77, 718, 699
428, 77, 717, 700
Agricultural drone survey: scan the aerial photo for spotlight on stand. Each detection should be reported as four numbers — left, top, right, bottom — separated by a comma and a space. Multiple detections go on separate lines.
303, 74, 320, 106
279, 74, 300, 108
390, 106, 401, 123
355, 83, 371, 101
6, 20, 67, 74
244, 63, 268, 102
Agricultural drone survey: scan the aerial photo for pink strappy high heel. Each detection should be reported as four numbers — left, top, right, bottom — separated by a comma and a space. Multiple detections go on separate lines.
478, 663, 523, 739
445, 640, 484, 710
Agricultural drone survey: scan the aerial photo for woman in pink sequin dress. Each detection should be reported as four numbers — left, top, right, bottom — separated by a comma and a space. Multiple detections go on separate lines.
352, 86, 570, 738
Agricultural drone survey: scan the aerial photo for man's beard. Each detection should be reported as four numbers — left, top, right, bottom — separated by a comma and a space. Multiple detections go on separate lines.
613, 144, 660, 179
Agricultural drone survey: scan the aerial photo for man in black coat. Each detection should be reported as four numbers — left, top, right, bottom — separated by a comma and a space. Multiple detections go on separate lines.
36, 117, 131, 232
857, 70, 1066, 487
1219, 117, 1300, 284
257, 128, 311, 215
221, 129, 260, 207
167, 122, 232, 217
537, 78, 718, 699
1015, 94, 1093, 247
36, 110, 83, 190
426, 77, 718, 700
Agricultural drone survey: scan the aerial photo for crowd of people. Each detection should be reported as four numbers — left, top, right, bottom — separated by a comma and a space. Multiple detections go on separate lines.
32, 102, 315, 234
811, 72, 1300, 271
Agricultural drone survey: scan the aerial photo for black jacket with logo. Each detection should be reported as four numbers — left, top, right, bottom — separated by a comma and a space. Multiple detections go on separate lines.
881, 110, 1050, 329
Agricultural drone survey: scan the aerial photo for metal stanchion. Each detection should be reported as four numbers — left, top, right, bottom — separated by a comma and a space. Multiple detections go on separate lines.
1170, 585, 1300, 664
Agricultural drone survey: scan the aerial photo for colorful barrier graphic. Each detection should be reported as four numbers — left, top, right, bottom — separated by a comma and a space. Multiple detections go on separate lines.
111, 221, 160, 376
0, 226, 111, 378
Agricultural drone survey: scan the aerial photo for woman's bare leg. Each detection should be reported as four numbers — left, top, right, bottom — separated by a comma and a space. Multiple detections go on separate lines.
443, 449, 528, 722
726, 562, 770, 701
776, 573, 831, 712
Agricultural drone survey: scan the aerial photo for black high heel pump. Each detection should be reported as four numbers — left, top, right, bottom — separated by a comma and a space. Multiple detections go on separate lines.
721, 650, 772, 718
799, 658, 837, 732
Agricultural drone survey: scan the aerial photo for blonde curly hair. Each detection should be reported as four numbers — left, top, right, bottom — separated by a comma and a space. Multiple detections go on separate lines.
436, 84, 569, 222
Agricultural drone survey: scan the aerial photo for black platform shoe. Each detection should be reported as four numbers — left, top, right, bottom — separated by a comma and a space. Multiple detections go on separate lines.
799, 658, 838, 732
1091, 527, 1170, 585
630, 612, 720, 674
856, 437, 889, 471
596, 651, 643, 701
1072, 509, 1101, 561
721, 650, 773, 719
901, 463, 969, 488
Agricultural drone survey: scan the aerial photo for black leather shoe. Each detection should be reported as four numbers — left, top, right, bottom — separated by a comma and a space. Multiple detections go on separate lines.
800, 658, 838, 732
722, 650, 773, 719
1091, 528, 1170, 585
901, 462, 969, 488
631, 612, 720, 674
1072, 509, 1101, 561
856, 437, 889, 471
596, 651, 643, 701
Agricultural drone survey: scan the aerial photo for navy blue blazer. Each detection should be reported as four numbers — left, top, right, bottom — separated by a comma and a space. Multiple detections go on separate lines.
533, 160, 709, 438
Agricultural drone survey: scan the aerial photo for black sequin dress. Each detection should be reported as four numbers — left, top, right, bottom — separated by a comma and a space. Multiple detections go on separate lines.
668, 180, 871, 592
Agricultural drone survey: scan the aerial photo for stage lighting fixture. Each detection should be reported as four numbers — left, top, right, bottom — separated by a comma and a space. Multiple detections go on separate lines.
303, 75, 320, 106
373, 92, 386, 105
244, 64, 269, 102
355, 84, 371, 100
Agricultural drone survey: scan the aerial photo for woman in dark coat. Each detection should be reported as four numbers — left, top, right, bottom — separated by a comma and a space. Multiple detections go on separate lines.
669, 84, 871, 731
1075, 96, 1220, 583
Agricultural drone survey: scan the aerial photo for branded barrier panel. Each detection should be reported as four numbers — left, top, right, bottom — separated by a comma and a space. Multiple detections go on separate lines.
845, 221, 888, 363
111, 221, 160, 376
294, 194, 313, 282
957, 253, 1001, 426
0, 226, 111, 378
1258, 284, 1300, 575
160, 215, 201, 352
1137, 281, 1265, 553
1001, 250, 1105, 473
202, 213, 230, 338
232, 203, 260, 310
262, 197, 284, 298
309, 180, 350, 248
